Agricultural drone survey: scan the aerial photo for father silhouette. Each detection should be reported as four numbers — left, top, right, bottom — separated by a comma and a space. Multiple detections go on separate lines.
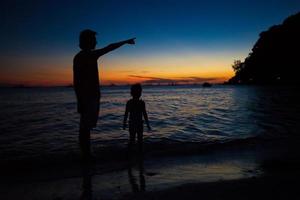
73, 29, 135, 160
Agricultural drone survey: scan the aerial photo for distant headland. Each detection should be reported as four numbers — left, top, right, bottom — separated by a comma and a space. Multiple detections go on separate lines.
227, 12, 300, 85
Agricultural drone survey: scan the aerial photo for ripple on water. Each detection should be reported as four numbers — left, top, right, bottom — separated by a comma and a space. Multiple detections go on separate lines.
0, 85, 299, 161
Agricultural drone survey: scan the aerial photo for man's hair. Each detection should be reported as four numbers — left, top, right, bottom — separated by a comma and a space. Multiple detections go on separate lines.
79, 29, 97, 50
131, 83, 142, 98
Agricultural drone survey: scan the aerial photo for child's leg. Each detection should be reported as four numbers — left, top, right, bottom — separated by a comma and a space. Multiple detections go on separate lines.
137, 123, 144, 156
128, 125, 136, 156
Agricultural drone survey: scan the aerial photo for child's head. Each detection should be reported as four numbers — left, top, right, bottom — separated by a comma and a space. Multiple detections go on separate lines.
131, 83, 142, 99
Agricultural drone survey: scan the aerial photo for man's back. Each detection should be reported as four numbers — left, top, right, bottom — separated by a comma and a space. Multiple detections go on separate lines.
73, 51, 100, 95
73, 50, 100, 113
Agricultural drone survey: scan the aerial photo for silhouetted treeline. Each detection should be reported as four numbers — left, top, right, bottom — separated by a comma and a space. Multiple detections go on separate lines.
228, 12, 300, 84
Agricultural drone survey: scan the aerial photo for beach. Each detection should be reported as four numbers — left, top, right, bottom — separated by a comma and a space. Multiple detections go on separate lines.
1, 136, 300, 200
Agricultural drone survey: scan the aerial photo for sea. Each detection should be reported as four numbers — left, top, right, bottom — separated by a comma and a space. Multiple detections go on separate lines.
0, 85, 300, 164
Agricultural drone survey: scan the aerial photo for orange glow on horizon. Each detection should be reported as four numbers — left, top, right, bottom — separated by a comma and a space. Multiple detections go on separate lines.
0, 69, 233, 86
0, 51, 237, 86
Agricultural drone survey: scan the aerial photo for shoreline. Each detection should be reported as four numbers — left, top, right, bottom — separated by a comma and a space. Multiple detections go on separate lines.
0, 135, 281, 181
1, 137, 300, 199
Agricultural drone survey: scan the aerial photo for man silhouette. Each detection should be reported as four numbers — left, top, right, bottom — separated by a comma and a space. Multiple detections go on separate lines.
73, 29, 135, 160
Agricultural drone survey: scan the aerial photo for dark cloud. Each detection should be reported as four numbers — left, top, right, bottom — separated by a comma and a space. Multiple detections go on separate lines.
129, 75, 221, 84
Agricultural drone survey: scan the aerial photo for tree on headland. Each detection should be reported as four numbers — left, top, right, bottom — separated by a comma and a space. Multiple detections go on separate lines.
228, 12, 300, 84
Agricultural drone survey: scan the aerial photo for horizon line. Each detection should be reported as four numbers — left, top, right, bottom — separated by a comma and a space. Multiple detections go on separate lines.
0, 82, 227, 88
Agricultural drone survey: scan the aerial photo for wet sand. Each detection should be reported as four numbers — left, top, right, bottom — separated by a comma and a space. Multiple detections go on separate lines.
1, 137, 300, 200
122, 171, 299, 200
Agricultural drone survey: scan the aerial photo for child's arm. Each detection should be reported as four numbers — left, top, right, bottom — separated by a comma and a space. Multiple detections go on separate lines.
143, 102, 151, 130
93, 38, 135, 59
123, 102, 129, 130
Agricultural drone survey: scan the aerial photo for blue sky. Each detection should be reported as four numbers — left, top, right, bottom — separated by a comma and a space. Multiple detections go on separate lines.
1, 0, 299, 85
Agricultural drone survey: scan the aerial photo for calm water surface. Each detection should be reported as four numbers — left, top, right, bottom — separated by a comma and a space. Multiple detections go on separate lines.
0, 85, 299, 161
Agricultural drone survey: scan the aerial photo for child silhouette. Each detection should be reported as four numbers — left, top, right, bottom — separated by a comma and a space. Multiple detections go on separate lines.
123, 84, 151, 156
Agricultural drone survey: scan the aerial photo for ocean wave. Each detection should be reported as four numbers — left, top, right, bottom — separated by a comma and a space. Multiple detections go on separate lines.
0, 85, 299, 165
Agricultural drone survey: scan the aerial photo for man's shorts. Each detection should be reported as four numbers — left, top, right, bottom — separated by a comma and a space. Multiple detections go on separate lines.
80, 99, 99, 130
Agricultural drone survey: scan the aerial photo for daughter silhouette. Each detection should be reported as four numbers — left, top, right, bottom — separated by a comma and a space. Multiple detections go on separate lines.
123, 84, 151, 155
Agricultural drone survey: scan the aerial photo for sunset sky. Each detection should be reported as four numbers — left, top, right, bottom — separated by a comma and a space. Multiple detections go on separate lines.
1, 0, 300, 86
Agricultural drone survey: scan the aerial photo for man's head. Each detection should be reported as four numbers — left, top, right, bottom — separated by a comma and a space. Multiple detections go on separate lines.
79, 29, 97, 50
131, 83, 142, 99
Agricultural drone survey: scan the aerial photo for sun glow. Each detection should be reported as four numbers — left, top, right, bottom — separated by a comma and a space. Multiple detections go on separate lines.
0, 50, 238, 86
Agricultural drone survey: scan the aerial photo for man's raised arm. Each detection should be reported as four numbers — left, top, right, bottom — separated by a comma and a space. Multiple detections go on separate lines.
93, 38, 135, 58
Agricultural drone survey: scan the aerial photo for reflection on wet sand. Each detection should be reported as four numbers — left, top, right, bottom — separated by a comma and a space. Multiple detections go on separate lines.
128, 157, 146, 194
80, 163, 93, 200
